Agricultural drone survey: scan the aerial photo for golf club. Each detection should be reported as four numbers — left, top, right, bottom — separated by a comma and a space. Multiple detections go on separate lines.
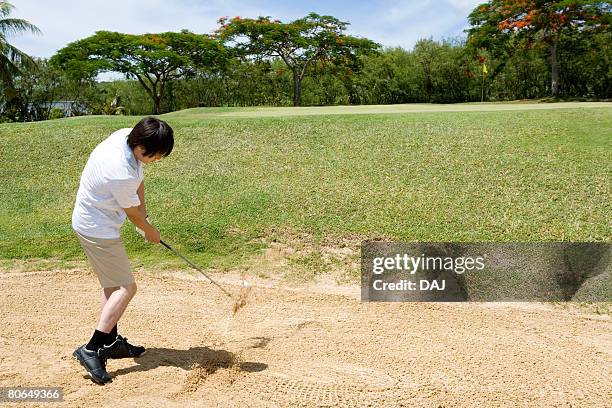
160, 239, 250, 313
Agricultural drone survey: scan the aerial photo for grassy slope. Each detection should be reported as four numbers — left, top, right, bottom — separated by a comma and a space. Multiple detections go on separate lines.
0, 103, 610, 271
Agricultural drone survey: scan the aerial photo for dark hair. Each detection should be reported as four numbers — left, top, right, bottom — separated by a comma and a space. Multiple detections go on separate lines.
127, 117, 174, 157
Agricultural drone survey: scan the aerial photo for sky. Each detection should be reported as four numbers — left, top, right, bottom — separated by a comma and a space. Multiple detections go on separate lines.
8, 0, 483, 60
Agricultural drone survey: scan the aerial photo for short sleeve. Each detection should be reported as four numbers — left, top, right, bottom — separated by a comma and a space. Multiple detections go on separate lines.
108, 178, 141, 209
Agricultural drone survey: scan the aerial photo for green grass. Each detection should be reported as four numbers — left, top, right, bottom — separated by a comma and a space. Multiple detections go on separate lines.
163, 101, 612, 119
0, 103, 610, 272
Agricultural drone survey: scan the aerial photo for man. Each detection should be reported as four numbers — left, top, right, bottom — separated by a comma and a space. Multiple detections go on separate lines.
71, 116, 174, 384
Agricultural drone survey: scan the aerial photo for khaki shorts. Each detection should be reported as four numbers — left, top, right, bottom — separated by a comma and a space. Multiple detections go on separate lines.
75, 231, 135, 288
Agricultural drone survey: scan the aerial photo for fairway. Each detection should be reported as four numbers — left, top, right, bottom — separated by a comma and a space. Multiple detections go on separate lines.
163, 101, 612, 118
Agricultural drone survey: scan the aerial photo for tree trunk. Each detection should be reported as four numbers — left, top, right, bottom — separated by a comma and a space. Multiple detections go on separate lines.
152, 94, 161, 115
135, 74, 162, 115
167, 80, 174, 112
152, 82, 164, 115
549, 41, 559, 97
292, 70, 302, 106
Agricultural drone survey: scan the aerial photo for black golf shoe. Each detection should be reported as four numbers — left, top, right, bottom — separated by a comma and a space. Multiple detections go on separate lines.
99, 335, 146, 359
73, 345, 112, 385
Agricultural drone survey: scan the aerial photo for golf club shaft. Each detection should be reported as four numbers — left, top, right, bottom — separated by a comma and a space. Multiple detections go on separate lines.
160, 239, 234, 299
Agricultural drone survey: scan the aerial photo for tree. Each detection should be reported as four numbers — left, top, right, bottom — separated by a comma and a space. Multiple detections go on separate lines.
353, 48, 426, 104
216, 13, 379, 106
0, 1, 40, 100
467, 1, 611, 96
2, 58, 60, 121
556, 29, 611, 97
51, 31, 229, 114
0, 58, 101, 122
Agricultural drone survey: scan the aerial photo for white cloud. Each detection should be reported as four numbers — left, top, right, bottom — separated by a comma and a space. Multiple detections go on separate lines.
449, 0, 485, 12
8, 0, 273, 58
347, 0, 482, 49
7, 0, 484, 58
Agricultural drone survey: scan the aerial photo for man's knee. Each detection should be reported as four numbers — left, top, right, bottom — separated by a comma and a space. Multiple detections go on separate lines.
124, 282, 137, 298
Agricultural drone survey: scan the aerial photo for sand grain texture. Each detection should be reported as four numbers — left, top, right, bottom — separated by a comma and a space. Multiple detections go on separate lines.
0, 269, 610, 407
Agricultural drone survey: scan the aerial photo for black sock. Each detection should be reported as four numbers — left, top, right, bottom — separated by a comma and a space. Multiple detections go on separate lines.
86, 329, 109, 352
105, 325, 118, 345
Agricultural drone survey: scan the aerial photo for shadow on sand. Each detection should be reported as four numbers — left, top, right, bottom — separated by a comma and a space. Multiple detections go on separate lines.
109, 346, 267, 377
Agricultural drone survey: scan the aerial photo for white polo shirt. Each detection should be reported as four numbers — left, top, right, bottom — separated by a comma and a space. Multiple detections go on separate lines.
72, 128, 144, 239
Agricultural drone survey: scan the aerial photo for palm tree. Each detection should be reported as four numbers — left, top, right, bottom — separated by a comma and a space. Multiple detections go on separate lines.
0, 1, 41, 87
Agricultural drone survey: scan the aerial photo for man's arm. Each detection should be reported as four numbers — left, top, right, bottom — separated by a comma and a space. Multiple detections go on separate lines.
123, 206, 160, 244
137, 181, 146, 217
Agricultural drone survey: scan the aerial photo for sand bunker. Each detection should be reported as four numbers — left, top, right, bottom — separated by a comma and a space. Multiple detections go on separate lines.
0, 268, 610, 407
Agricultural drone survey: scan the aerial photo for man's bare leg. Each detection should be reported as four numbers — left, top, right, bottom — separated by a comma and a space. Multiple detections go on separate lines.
101, 286, 119, 308
96, 283, 137, 333
83, 282, 146, 360
100, 287, 119, 339
75, 285, 137, 385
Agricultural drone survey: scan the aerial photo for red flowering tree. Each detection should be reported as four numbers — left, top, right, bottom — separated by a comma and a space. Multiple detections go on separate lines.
467, 1, 611, 96
216, 13, 379, 106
